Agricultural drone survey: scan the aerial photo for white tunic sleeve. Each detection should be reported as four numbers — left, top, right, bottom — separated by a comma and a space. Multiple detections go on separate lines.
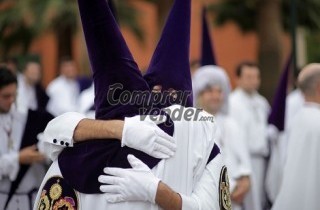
38, 112, 86, 161
46, 77, 80, 116
0, 151, 20, 181
180, 154, 224, 210
225, 118, 252, 178
272, 105, 320, 210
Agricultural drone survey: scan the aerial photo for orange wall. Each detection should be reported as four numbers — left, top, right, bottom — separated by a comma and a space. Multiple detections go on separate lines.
29, 32, 58, 87
28, 1, 291, 88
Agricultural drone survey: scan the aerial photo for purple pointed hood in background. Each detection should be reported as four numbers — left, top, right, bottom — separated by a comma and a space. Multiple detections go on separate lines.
200, 8, 217, 66
268, 55, 292, 131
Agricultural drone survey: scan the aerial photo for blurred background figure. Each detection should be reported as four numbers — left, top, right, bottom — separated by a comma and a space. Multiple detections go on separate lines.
285, 70, 305, 130
193, 65, 252, 210
272, 63, 320, 210
46, 58, 80, 116
78, 83, 95, 119
229, 62, 270, 210
264, 56, 304, 205
16, 61, 49, 114
285, 88, 304, 128
0, 67, 51, 210
3, 57, 19, 75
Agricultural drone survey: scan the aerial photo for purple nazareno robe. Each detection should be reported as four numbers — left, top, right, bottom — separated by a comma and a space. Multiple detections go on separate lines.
58, 0, 220, 194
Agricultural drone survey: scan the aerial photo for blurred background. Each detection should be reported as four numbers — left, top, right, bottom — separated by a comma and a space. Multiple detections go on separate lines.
1, 0, 320, 101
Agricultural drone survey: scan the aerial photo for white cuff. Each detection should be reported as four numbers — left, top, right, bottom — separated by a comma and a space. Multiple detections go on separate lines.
42, 141, 66, 161
42, 112, 86, 147
234, 168, 252, 180
37, 112, 86, 161
180, 194, 200, 210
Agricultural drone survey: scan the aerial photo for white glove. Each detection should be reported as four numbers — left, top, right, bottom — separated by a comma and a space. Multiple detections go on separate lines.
122, 115, 176, 159
99, 155, 160, 203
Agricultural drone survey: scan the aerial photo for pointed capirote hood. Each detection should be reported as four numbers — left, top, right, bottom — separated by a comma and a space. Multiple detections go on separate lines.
268, 54, 292, 131
144, 0, 193, 107
108, 0, 118, 21
58, 0, 179, 195
78, 0, 150, 120
200, 8, 217, 66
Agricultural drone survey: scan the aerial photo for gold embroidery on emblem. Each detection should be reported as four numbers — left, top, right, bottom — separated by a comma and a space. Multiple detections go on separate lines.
37, 190, 50, 210
53, 198, 75, 210
49, 179, 63, 207
36, 176, 79, 210
219, 166, 232, 210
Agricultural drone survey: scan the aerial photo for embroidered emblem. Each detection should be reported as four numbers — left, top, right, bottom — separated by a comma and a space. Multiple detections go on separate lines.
219, 166, 232, 210
53, 197, 76, 210
50, 182, 62, 201
36, 176, 79, 210
37, 190, 50, 210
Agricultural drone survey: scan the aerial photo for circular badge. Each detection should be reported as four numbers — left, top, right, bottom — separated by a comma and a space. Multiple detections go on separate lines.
219, 166, 232, 210
50, 182, 62, 201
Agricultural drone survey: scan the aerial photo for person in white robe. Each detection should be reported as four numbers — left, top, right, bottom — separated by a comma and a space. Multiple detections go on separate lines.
34, 105, 229, 210
78, 83, 95, 119
285, 88, 304, 130
34, 0, 230, 208
193, 65, 252, 210
16, 61, 49, 114
265, 88, 305, 203
46, 59, 80, 116
282, 88, 304, 164
0, 67, 47, 210
272, 63, 320, 210
229, 62, 270, 210
17, 63, 38, 113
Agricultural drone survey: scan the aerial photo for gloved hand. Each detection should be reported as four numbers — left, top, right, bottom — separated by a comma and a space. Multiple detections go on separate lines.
122, 115, 176, 159
99, 155, 160, 203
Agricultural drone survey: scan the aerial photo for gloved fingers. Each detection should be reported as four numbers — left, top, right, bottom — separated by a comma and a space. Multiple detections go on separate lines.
103, 167, 124, 177
104, 194, 125, 203
152, 151, 170, 159
143, 115, 167, 125
127, 154, 150, 170
154, 144, 175, 157
98, 175, 124, 185
100, 184, 122, 194
155, 129, 175, 143
155, 134, 177, 153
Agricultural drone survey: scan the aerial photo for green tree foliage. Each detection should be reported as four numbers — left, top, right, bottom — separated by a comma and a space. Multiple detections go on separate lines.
0, 0, 145, 59
209, 0, 320, 99
209, 0, 320, 32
